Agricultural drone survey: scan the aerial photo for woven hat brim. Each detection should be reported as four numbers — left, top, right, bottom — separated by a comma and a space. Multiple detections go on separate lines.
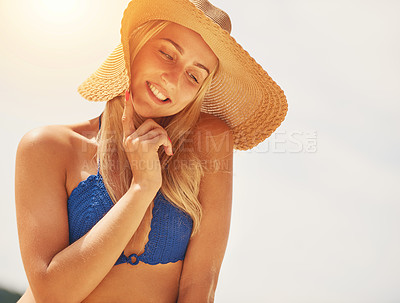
78, 44, 129, 102
78, 0, 288, 150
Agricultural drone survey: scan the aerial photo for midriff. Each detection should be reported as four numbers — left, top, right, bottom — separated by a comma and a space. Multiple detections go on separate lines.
19, 261, 183, 302
82, 261, 183, 302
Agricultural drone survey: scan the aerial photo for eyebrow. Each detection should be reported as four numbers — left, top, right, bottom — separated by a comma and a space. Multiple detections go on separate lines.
160, 38, 210, 75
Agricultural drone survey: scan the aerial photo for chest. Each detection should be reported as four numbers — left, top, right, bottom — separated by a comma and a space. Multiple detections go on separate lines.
67, 174, 193, 265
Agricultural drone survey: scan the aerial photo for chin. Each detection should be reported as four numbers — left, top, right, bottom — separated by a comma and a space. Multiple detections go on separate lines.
132, 101, 164, 119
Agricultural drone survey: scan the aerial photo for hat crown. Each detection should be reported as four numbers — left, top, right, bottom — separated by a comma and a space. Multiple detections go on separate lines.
190, 0, 232, 33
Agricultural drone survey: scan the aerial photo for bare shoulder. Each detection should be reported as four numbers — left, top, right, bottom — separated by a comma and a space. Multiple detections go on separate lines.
17, 125, 75, 166
19, 124, 73, 147
194, 113, 233, 159
17, 117, 99, 164
196, 112, 231, 134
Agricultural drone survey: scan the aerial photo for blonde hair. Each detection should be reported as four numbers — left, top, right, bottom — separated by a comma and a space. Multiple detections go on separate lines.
97, 20, 219, 237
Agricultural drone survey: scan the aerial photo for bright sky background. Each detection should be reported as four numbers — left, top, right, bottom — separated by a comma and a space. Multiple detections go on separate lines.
1, 0, 400, 302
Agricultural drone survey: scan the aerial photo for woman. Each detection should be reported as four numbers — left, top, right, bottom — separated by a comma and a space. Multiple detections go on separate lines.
15, 0, 288, 302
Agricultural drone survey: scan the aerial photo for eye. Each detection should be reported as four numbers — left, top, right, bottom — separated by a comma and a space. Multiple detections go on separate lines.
188, 72, 199, 84
159, 50, 173, 60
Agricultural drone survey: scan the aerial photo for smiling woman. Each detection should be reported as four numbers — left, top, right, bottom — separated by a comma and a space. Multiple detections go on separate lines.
130, 22, 219, 118
14, 0, 287, 302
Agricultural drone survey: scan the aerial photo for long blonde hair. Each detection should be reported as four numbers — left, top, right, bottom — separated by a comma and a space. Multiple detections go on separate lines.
97, 20, 219, 237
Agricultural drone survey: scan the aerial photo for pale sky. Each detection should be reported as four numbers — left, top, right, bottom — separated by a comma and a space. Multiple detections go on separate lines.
1, 0, 400, 302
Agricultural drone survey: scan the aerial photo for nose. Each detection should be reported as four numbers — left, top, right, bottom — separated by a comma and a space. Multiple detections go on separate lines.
160, 65, 182, 89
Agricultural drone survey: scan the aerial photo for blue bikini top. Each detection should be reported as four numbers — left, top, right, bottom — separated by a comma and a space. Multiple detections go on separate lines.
67, 115, 193, 266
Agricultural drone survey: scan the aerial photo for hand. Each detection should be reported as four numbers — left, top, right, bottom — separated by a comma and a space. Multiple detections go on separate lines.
121, 90, 173, 192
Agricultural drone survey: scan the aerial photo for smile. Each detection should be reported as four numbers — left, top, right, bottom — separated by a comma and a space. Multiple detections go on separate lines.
146, 81, 170, 102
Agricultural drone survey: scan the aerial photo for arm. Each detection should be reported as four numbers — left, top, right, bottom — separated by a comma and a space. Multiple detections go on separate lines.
15, 126, 155, 303
177, 115, 234, 303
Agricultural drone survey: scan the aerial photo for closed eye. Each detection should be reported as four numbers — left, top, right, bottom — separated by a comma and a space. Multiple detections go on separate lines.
159, 50, 173, 60
188, 72, 199, 84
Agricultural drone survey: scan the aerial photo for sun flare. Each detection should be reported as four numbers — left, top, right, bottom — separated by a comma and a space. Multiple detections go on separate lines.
36, 0, 80, 21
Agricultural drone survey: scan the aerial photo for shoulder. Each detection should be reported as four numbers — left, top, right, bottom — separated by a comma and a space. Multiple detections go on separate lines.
16, 126, 75, 178
19, 124, 72, 144
16, 118, 97, 169
17, 117, 99, 158
194, 113, 233, 159
195, 112, 231, 134
15, 126, 76, 205
17, 125, 73, 157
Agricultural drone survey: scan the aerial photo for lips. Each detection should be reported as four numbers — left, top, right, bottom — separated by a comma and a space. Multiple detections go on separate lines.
146, 81, 170, 102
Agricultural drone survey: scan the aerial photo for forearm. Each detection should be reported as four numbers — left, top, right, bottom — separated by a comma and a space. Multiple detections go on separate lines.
177, 289, 215, 303
33, 183, 155, 303
177, 280, 217, 303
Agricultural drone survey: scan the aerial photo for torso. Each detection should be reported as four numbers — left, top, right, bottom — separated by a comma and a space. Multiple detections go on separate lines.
19, 115, 186, 303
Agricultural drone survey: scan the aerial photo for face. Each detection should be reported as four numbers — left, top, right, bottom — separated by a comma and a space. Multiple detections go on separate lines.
130, 22, 218, 118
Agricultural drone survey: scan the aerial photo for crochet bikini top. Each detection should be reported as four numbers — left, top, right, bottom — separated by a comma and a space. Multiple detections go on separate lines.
67, 115, 193, 266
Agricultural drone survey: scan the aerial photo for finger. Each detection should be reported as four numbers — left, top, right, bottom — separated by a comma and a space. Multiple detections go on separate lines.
138, 129, 164, 141
132, 118, 157, 137
148, 133, 173, 156
132, 119, 173, 155
125, 90, 136, 133
121, 90, 135, 139
136, 127, 173, 156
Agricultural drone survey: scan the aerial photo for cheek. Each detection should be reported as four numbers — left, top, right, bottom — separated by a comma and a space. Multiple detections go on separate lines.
178, 78, 200, 96
176, 85, 200, 107
131, 52, 157, 78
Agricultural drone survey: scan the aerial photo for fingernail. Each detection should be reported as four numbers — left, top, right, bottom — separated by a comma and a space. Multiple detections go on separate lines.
125, 90, 130, 102
168, 137, 173, 156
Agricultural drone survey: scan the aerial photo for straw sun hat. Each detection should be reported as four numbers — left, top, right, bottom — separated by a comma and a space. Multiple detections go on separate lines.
78, 0, 288, 150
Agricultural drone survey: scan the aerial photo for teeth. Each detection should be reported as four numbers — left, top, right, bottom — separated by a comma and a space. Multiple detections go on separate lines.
148, 82, 168, 101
